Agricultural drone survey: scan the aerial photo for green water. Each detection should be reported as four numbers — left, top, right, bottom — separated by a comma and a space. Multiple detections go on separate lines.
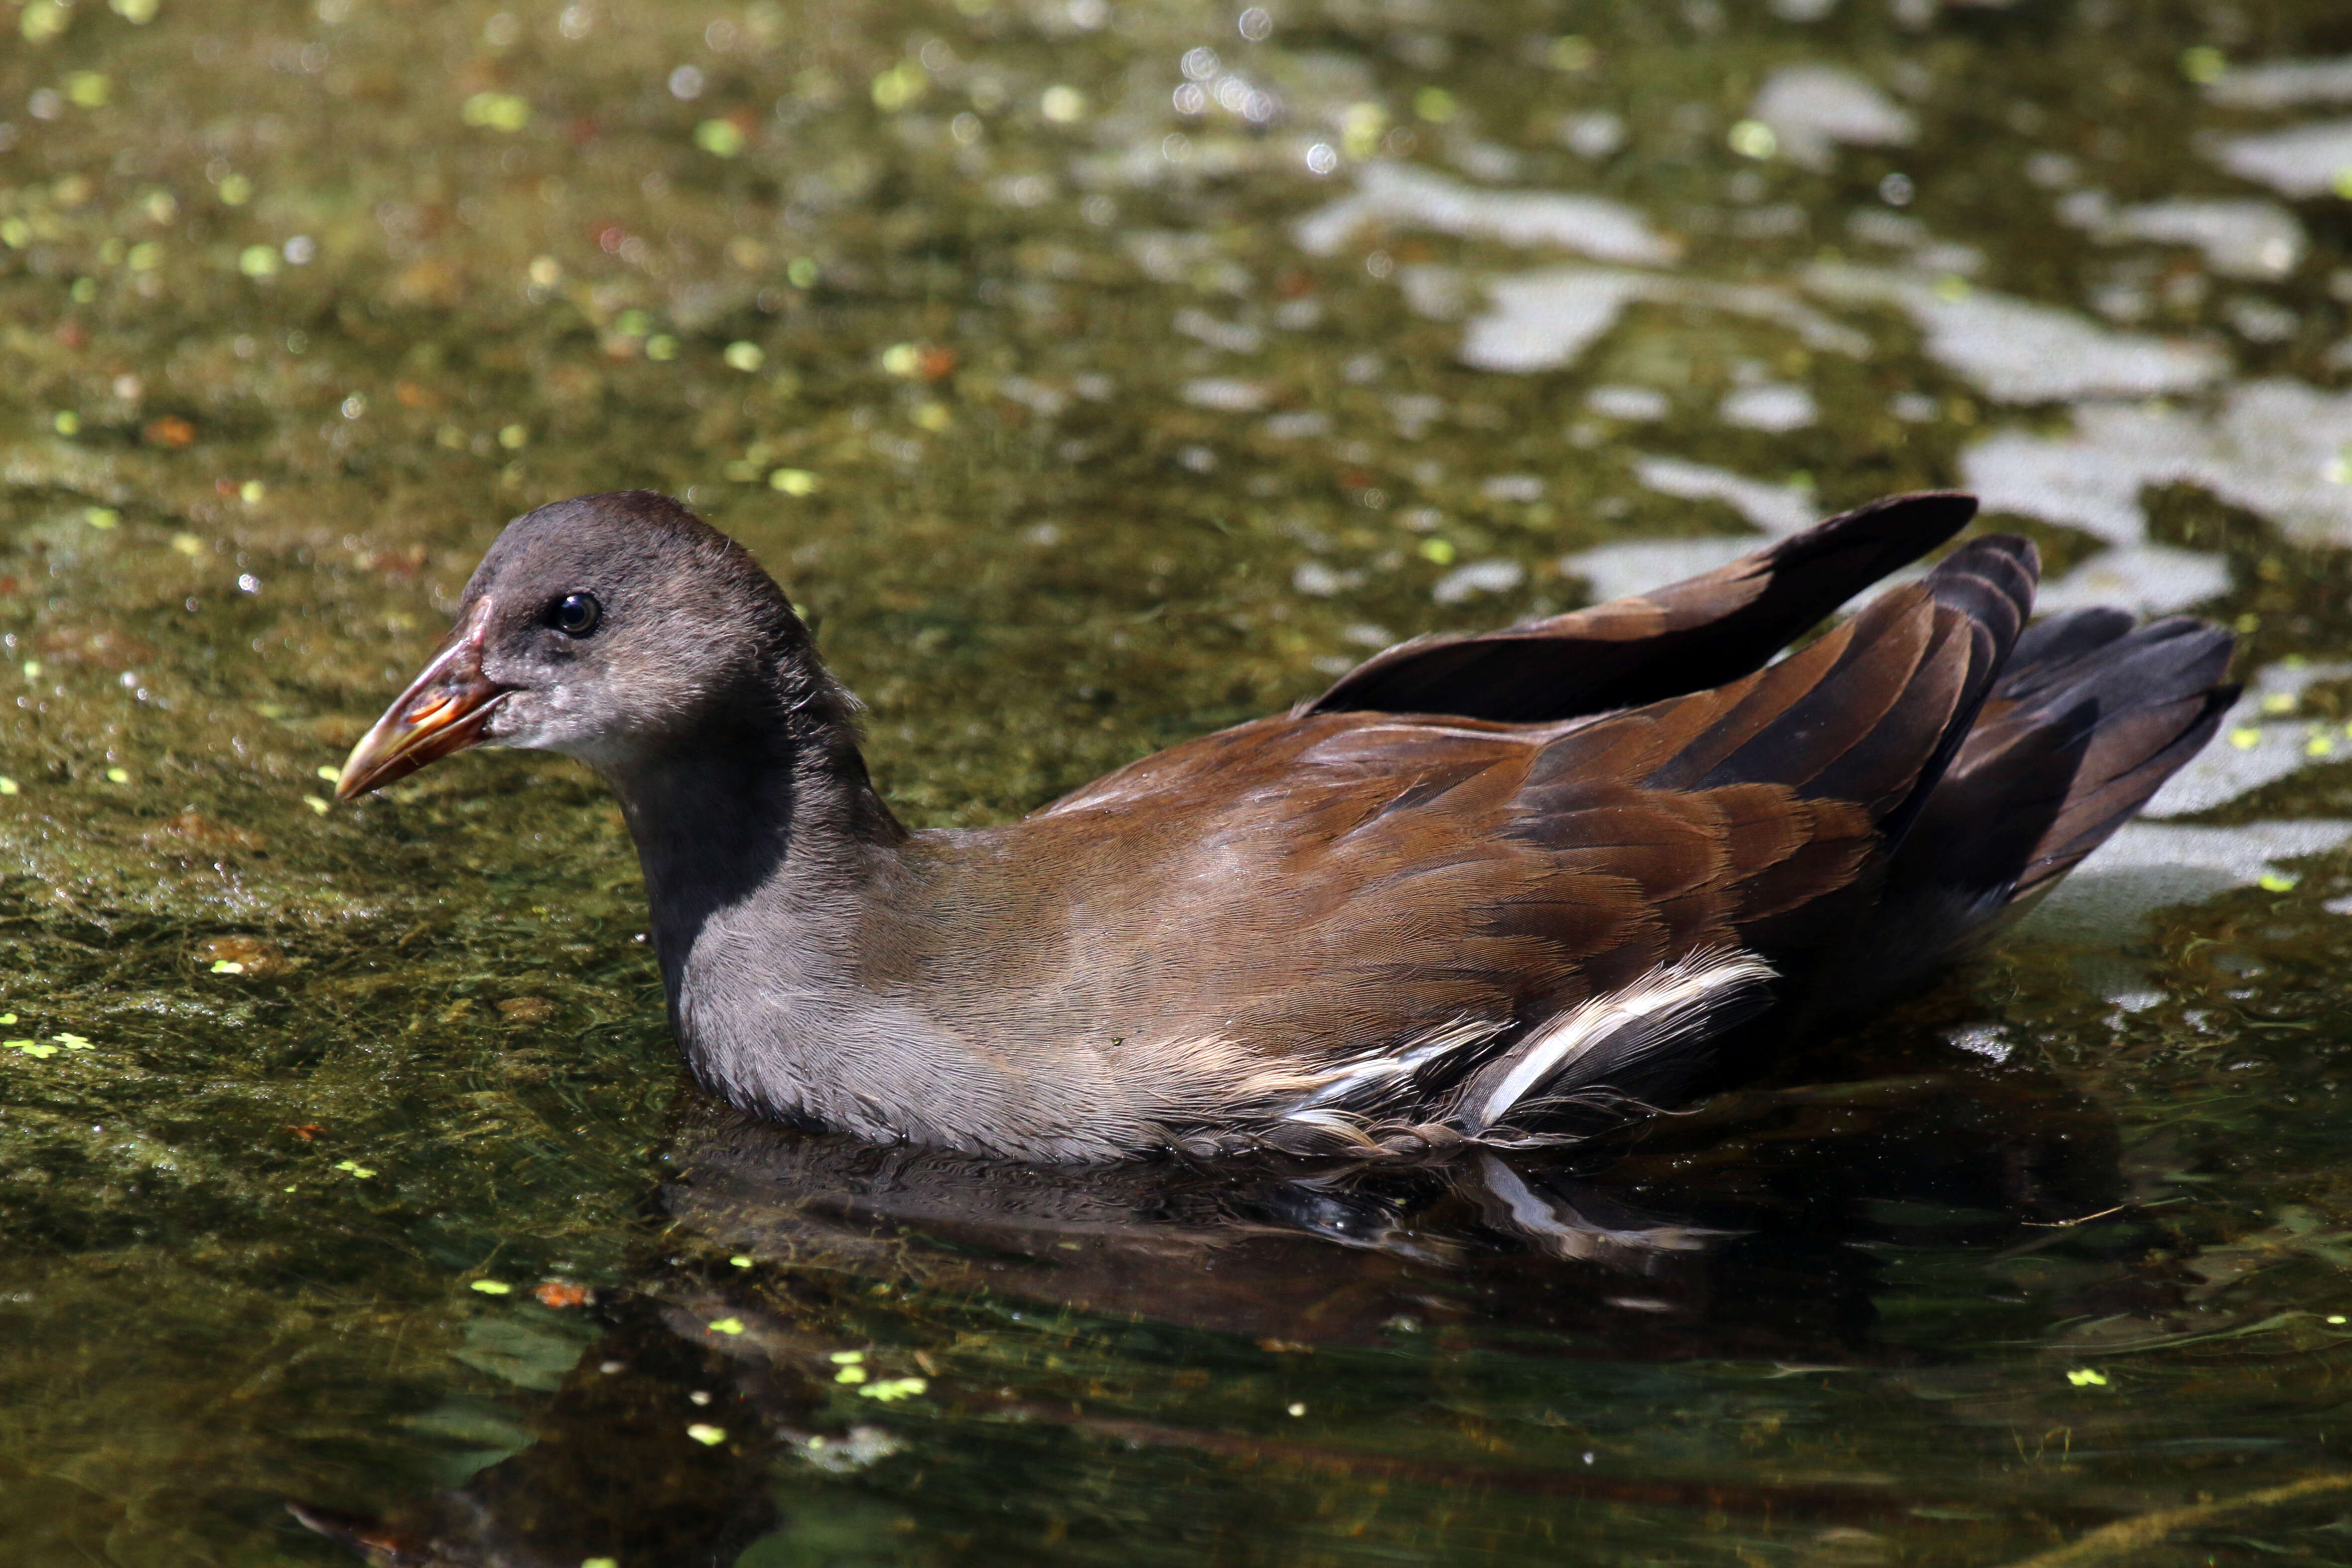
9, 0, 2352, 1562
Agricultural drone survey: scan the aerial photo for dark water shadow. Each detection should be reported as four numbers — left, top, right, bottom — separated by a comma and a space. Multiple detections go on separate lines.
294, 1042, 2148, 1567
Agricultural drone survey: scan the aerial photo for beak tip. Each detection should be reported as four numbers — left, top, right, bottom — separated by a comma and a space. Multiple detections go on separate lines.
332, 743, 380, 802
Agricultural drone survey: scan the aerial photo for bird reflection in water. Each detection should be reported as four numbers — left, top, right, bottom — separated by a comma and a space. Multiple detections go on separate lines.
293, 1027, 2150, 1567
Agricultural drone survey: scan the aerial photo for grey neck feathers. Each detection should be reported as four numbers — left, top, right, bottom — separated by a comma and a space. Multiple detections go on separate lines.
597, 653, 910, 1099
595, 649, 1145, 1159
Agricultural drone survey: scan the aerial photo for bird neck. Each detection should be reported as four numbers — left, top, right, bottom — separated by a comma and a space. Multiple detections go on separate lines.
599, 683, 905, 1026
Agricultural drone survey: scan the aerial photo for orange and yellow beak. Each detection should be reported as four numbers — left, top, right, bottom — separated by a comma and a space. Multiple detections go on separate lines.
335, 597, 509, 801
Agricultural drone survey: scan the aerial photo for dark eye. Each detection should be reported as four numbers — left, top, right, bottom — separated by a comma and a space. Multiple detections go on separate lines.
548, 592, 601, 637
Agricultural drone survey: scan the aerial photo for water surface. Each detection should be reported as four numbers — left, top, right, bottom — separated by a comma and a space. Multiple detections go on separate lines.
8, 0, 2352, 1563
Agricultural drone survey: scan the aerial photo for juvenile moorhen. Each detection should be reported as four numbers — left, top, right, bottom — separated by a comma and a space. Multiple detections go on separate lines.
338, 490, 2234, 1161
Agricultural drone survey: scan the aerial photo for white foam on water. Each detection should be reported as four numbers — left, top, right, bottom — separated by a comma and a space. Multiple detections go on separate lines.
2209, 119, 2352, 198
1586, 384, 1671, 422
1805, 265, 2228, 403
1394, 264, 1473, 321
1459, 267, 1870, 373
1179, 378, 1269, 412
2030, 544, 2232, 618
1750, 64, 1917, 170
1628, 456, 1818, 535
2023, 820, 2352, 938
2104, 198, 2305, 280
1171, 307, 1263, 354
1290, 163, 1680, 264
1431, 559, 1526, 604
1260, 410, 1331, 440
2206, 56, 2352, 111
1558, 537, 1763, 605
1719, 383, 1819, 432
1558, 111, 1627, 160
1559, 459, 1816, 602
1960, 380, 2352, 548
1459, 271, 1645, 370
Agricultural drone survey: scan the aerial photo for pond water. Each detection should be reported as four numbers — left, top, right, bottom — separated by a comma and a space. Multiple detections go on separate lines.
8, 0, 2352, 1563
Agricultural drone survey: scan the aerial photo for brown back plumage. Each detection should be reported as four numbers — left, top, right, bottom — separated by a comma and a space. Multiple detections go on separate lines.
1023, 532, 2057, 1150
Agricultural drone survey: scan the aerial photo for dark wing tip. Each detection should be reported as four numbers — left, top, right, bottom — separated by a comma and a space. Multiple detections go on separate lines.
1308, 490, 1985, 725
1768, 490, 1977, 566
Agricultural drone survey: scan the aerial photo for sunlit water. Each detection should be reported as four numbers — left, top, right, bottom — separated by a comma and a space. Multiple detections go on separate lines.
8, 0, 2352, 1563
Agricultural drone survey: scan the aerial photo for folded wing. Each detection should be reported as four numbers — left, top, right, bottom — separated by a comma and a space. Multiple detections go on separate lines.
1305, 490, 1978, 724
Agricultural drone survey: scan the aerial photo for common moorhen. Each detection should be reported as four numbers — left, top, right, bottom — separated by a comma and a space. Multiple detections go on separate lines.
338, 490, 2234, 1161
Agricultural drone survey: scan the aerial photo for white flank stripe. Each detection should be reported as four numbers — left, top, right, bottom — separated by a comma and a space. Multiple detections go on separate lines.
1283, 1016, 1508, 1119
1473, 951, 1776, 1132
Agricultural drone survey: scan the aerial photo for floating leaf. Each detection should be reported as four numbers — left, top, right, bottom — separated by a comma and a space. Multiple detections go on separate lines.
707, 1316, 746, 1335
857, 1377, 927, 1403
210, 959, 245, 974
460, 91, 532, 132
728, 1254, 753, 1269
11, 1040, 57, 1058
686, 1423, 726, 1446
53, 1033, 90, 1050
470, 1279, 512, 1295
302, 795, 330, 816
829, 1350, 864, 1364
315, 765, 340, 782
2066, 1368, 2108, 1387
333, 1159, 376, 1179
834, 1364, 868, 1384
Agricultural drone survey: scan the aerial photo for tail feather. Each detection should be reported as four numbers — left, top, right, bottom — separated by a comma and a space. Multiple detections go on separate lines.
1658, 534, 2037, 849
1867, 607, 2237, 978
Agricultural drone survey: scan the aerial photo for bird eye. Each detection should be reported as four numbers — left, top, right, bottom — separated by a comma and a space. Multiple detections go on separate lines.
548, 591, 601, 637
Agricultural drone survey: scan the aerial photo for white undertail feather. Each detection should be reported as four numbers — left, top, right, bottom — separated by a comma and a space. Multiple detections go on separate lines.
1281, 1016, 1511, 1120
1470, 949, 1778, 1134
1256, 951, 1775, 1148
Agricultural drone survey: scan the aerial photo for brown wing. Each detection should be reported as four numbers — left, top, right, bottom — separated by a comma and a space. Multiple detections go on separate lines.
1004, 536, 2035, 1145
1303, 490, 1977, 724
